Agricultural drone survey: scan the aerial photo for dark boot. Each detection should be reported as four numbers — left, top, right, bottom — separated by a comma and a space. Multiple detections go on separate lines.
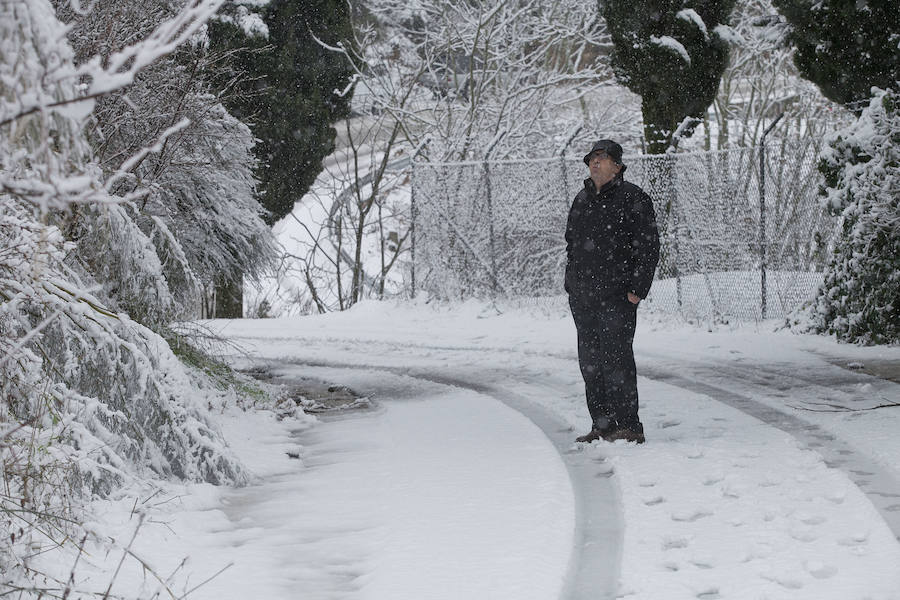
602, 427, 646, 444
575, 422, 615, 443
575, 429, 603, 443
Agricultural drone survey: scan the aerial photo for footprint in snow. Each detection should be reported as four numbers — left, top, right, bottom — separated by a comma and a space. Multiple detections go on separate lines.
789, 528, 818, 543
804, 561, 837, 579
658, 419, 680, 429
643, 496, 665, 506
696, 588, 721, 599
771, 576, 804, 590
662, 537, 690, 550
837, 533, 869, 547
672, 510, 713, 523
826, 491, 846, 504
799, 514, 827, 526
701, 427, 726, 440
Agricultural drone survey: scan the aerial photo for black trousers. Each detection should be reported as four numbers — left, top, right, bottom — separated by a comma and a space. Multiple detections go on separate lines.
569, 295, 642, 432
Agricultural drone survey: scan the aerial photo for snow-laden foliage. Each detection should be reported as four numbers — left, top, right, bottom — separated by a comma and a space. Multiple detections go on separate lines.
603, 0, 736, 153
707, 0, 853, 151
58, 0, 276, 323
207, 0, 356, 229
1, 0, 261, 591
772, 0, 900, 109
810, 88, 900, 344
357, 0, 632, 161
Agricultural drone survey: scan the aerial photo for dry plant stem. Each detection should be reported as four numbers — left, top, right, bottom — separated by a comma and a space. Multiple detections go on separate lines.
61, 535, 89, 600
102, 516, 144, 600
790, 399, 900, 412
117, 547, 183, 600
175, 562, 234, 600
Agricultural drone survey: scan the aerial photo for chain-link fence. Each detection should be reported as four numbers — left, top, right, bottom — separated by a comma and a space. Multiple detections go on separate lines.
410, 142, 836, 321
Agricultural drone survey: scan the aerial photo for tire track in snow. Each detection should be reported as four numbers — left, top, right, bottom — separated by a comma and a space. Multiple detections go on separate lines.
255, 357, 624, 600
229, 334, 900, 542
633, 354, 900, 542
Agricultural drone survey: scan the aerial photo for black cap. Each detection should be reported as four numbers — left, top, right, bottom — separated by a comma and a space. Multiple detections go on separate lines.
583, 139, 624, 165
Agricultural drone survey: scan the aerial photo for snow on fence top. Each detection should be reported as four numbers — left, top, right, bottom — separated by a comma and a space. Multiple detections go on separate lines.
411, 144, 836, 322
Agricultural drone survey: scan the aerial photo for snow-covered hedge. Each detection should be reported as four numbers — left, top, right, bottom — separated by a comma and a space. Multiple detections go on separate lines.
1, 0, 263, 590
811, 88, 899, 344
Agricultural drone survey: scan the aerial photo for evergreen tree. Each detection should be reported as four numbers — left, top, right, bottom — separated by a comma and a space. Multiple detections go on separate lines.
602, 0, 736, 153
771, 0, 900, 109
208, 0, 356, 225
205, 1, 355, 317
811, 88, 899, 344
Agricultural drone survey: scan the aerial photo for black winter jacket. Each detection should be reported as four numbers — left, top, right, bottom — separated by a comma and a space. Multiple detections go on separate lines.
564, 169, 660, 302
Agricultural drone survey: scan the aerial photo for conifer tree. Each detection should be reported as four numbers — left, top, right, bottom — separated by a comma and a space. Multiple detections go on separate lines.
772, 0, 900, 109
602, 0, 736, 153
205, 0, 355, 316
209, 0, 356, 225
810, 89, 899, 344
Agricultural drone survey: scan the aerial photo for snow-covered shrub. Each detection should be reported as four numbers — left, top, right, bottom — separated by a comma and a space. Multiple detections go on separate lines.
811, 88, 899, 344
52, 0, 275, 324
1, 0, 259, 591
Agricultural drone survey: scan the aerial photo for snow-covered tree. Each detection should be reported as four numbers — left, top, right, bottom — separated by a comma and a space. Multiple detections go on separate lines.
57, 0, 276, 322
810, 88, 899, 344
772, 0, 900, 110
360, 0, 629, 161
603, 0, 737, 153
1, 0, 263, 591
706, 0, 851, 150
208, 0, 357, 226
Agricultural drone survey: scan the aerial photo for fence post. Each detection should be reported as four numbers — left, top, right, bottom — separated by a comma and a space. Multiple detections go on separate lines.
410, 159, 417, 299
559, 157, 569, 203
759, 113, 784, 319
483, 160, 497, 297
408, 141, 429, 299
669, 153, 683, 313
666, 128, 696, 315
758, 144, 766, 319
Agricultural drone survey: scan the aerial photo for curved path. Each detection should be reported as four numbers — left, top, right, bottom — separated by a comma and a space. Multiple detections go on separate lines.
215, 320, 900, 599
227, 333, 900, 543
217, 363, 606, 600
635, 350, 900, 541
251, 360, 623, 600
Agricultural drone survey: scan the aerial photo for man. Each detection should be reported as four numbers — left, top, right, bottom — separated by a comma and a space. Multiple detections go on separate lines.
565, 139, 660, 444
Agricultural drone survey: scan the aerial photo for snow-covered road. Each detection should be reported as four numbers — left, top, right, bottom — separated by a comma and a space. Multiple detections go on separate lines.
212, 367, 576, 600
255, 361, 625, 600
203, 299, 900, 599
70, 299, 900, 600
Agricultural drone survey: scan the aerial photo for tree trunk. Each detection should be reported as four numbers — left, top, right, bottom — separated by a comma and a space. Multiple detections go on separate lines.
214, 273, 243, 318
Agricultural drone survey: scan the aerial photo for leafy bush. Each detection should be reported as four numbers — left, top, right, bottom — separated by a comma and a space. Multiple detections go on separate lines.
811, 88, 899, 344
